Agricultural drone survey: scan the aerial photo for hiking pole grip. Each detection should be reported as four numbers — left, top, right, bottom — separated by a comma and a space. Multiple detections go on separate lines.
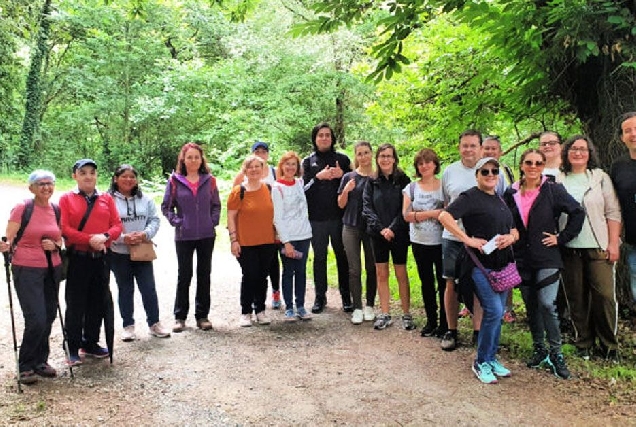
1, 237, 9, 265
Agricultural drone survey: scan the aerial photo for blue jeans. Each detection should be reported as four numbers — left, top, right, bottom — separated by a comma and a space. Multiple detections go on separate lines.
310, 219, 349, 300
624, 244, 636, 304
519, 268, 562, 354
471, 267, 507, 363
280, 239, 311, 310
110, 252, 160, 328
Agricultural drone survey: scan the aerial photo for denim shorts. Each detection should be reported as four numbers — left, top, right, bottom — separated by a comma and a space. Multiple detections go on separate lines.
442, 238, 464, 279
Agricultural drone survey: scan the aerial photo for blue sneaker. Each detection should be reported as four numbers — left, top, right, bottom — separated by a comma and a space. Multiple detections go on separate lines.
284, 308, 297, 322
79, 344, 109, 359
489, 359, 511, 377
296, 307, 312, 321
66, 353, 83, 367
472, 360, 498, 384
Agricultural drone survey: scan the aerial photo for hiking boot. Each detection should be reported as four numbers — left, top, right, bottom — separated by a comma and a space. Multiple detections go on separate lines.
197, 318, 213, 331
489, 359, 511, 378
605, 349, 621, 364
402, 314, 416, 330
441, 330, 457, 351
284, 308, 297, 322
472, 360, 498, 384
149, 322, 171, 338
548, 353, 571, 379
173, 319, 186, 333
239, 314, 252, 327
79, 344, 109, 359
271, 291, 282, 310
121, 325, 136, 342
526, 347, 549, 368
19, 370, 38, 385
363, 306, 375, 322
420, 322, 437, 337
373, 314, 393, 330
296, 307, 312, 321
351, 309, 364, 325
342, 294, 354, 313
256, 311, 271, 325
432, 326, 447, 338
34, 363, 57, 378
311, 296, 326, 314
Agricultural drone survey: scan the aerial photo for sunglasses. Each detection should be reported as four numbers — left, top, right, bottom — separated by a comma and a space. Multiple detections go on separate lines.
523, 160, 545, 167
479, 168, 500, 176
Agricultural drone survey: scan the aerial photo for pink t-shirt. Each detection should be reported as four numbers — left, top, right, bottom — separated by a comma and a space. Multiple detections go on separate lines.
518, 188, 540, 228
9, 202, 62, 268
187, 179, 199, 197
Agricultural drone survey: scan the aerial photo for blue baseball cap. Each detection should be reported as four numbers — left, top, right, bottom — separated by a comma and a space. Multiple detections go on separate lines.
251, 141, 269, 152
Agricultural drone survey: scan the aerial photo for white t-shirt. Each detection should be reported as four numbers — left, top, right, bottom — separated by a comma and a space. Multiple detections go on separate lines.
403, 182, 444, 245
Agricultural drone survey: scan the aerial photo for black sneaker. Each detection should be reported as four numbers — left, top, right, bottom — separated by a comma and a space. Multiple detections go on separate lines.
420, 322, 437, 337
604, 349, 621, 364
432, 326, 447, 338
548, 353, 571, 379
526, 347, 549, 368
440, 330, 457, 351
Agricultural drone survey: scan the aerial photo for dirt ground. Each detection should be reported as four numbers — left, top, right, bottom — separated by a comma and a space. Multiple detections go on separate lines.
0, 182, 634, 426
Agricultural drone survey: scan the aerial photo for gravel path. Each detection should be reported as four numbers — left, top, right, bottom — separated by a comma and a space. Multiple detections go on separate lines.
0, 182, 633, 426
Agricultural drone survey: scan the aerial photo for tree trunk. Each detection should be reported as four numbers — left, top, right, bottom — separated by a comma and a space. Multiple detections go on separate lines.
18, 0, 52, 170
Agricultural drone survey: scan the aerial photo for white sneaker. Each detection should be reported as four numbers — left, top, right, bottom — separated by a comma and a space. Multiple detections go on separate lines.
256, 311, 271, 325
149, 322, 171, 338
363, 306, 375, 322
239, 314, 252, 327
121, 325, 136, 342
351, 309, 364, 325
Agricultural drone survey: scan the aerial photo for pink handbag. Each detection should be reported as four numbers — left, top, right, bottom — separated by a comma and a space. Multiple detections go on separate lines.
465, 246, 521, 293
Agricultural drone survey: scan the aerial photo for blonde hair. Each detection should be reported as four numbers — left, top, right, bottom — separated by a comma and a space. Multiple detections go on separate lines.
241, 155, 265, 174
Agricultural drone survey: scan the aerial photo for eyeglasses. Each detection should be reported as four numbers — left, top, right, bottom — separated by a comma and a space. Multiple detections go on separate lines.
523, 160, 545, 167
479, 168, 500, 176
568, 147, 589, 153
35, 181, 55, 187
378, 154, 394, 159
540, 141, 560, 147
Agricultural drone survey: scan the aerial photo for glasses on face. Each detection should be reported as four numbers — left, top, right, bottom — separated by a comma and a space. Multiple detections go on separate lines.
540, 141, 559, 147
479, 168, 500, 177
523, 160, 545, 167
35, 181, 55, 188
568, 147, 589, 153
378, 154, 394, 159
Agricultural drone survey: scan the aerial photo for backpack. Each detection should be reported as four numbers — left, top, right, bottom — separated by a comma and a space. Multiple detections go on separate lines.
239, 183, 272, 200
13, 199, 61, 248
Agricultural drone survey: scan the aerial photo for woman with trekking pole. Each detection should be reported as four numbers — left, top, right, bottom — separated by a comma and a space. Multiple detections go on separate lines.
0, 170, 64, 385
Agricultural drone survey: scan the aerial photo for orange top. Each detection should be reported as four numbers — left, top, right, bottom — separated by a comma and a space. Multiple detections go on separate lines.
227, 184, 276, 246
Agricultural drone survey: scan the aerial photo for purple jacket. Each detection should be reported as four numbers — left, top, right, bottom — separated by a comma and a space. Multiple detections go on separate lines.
161, 173, 221, 241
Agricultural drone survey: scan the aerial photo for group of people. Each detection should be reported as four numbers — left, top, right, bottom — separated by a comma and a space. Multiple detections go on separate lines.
3, 114, 636, 386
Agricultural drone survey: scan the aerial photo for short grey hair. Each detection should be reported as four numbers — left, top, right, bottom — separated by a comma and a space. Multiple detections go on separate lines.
28, 169, 56, 185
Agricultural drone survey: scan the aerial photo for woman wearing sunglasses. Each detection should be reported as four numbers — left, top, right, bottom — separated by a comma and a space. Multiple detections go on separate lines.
558, 136, 622, 362
438, 157, 518, 384
503, 149, 584, 379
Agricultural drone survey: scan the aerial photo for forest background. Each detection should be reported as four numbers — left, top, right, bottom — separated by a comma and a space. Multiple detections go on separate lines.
2, 0, 636, 309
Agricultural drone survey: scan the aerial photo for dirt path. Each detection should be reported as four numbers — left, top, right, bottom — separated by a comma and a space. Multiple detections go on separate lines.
0, 182, 633, 426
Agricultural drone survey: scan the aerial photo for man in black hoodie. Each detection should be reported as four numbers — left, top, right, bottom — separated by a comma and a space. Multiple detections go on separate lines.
302, 122, 352, 313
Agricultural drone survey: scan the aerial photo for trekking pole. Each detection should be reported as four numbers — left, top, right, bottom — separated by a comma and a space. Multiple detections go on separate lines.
43, 240, 74, 379
2, 237, 22, 393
